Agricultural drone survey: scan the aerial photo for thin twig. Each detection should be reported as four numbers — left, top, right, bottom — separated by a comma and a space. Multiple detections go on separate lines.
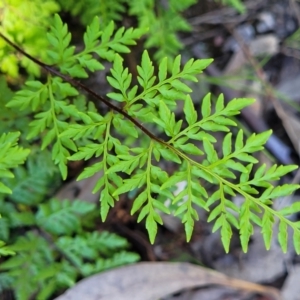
289, 0, 300, 28
189, 0, 263, 26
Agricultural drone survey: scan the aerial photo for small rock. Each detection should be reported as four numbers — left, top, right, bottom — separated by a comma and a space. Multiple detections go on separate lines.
256, 12, 276, 33
249, 34, 279, 56
223, 24, 255, 52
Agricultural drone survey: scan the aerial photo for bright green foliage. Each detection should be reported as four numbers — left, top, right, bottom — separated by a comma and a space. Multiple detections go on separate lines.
2, 11, 300, 260
0, 132, 30, 194
58, 0, 197, 61
0, 131, 30, 257
0, 241, 15, 257
0, 0, 60, 77
46, 14, 146, 77
6, 77, 79, 179
6, 14, 146, 179
3, 13, 300, 254
107, 51, 212, 109
0, 0, 197, 73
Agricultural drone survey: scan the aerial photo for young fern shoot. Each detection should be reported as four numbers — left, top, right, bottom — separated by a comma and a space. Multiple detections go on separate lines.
1, 14, 300, 253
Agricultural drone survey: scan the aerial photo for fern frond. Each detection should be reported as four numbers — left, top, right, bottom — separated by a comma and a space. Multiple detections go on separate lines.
55, 32, 299, 253
2, 14, 300, 255
6, 75, 82, 179
0, 76, 31, 137
0, 227, 139, 299
56, 231, 140, 276
5, 14, 147, 179
2, 150, 60, 205
82, 251, 140, 276
0, 241, 15, 256
57, 0, 127, 26
47, 14, 146, 77
0, 273, 14, 293
128, 0, 196, 61
36, 198, 96, 235
107, 51, 212, 110
0, 232, 55, 300
0, 132, 30, 194
0, 231, 79, 299
0, 217, 9, 241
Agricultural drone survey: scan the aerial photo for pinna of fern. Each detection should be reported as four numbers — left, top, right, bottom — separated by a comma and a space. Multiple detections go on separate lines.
0, 131, 30, 256
1, 14, 300, 254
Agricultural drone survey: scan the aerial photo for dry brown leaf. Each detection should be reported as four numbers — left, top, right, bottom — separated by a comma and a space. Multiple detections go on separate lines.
272, 101, 300, 156
54, 262, 281, 300
212, 227, 293, 284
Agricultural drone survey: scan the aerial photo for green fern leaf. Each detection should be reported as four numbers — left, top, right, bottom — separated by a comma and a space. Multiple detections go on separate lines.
0, 132, 30, 194
278, 220, 288, 253
57, 231, 139, 275
0, 241, 15, 256
36, 199, 96, 235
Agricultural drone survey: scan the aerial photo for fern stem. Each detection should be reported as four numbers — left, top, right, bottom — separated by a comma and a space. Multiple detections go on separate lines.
166, 140, 300, 241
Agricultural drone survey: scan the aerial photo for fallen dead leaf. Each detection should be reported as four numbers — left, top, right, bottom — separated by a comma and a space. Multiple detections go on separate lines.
54, 262, 281, 300
272, 104, 300, 157
212, 227, 293, 284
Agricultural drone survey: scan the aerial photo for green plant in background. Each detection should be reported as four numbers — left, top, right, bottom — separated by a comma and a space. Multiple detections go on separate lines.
57, 0, 197, 62
0, 0, 245, 78
57, 0, 127, 26
0, 0, 60, 77
1, 13, 300, 257
0, 131, 30, 257
0, 76, 32, 137
0, 147, 139, 299
0, 197, 139, 300
128, 0, 197, 61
